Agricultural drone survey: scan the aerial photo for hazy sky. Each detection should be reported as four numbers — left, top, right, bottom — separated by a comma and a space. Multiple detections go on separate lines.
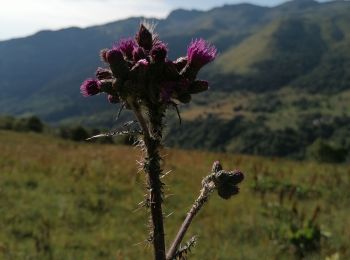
0, 0, 323, 40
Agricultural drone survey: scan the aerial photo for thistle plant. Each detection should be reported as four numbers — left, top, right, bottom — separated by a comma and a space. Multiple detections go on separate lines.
80, 23, 244, 260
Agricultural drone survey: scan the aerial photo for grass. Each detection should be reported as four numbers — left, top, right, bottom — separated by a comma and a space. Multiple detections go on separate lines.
0, 130, 349, 259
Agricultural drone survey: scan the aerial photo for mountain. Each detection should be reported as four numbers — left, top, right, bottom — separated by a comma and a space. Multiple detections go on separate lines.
1, 0, 350, 158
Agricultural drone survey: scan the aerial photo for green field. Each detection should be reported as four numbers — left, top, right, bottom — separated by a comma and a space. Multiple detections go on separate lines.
0, 130, 349, 259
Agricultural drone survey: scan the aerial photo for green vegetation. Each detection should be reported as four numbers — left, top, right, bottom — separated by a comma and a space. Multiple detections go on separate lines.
165, 91, 350, 161
0, 115, 131, 145
0, 131, 349, 259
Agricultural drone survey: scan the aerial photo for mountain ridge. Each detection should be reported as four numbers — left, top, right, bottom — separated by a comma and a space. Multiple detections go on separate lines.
0, 0, 349, 124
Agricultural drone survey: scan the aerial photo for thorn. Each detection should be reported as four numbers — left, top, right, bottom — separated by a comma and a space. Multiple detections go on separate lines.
164, 212, 174, 218
170, 101, 182, 125
160, 170, 173, 179
116, 103, 126, 120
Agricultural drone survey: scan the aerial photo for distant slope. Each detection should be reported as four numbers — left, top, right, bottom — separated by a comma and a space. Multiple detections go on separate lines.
212, 1, 350, 91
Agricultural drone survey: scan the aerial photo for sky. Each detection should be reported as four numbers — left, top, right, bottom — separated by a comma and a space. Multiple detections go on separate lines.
0, 0, 323, 41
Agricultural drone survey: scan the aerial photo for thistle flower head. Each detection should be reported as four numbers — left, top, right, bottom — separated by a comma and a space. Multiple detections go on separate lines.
82, 25, 216, 109
187, 39, 217, 68
115, 38, 137, 60
80, 79, 101, 97
150, 41, 168, 63
95, 67, 112, 80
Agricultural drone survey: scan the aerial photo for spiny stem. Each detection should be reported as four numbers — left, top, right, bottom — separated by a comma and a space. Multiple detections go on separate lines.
132, 101, 166, 260
166, 178, 215, 259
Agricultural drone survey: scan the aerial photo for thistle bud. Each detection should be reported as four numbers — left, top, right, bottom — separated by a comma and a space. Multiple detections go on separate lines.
106, 48, 129, 79
150, 42, 168, 63
188, 80, 209, 94
95, 67, 113, 80
106, 48, 124, 64
177, 93, 191, 104
214, 170, 244, 200
217, 185, 239, 200
99, 80, 114, 95
132, 47, 146, 62
136, 24, 153, 51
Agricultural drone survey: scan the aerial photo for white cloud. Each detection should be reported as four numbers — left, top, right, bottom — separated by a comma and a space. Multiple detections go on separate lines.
0, 0, 328, 40
0, 0, 171, 40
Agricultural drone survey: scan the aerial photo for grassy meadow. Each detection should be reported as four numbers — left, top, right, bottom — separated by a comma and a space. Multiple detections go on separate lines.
0, 130, 349, 259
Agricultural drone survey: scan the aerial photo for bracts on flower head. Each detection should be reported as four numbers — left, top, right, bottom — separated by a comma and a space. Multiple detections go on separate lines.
98, 80, 114, 95
188, 80, 209, 94
174, 57, 188, 72
160, 79, 191, 104
181, 39, 217, 81
96, 67, 113, 80
135, 24, 153, 51
130, 59, 149, 82
213, 169, 244, 200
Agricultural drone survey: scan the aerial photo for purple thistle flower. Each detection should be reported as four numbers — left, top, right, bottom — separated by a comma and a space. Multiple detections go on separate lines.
187, 39, 217, 68
150, 42, 168, 63
80, 79, 101, 97
106, 48, 124, 65
115, 38, 137, 60
132, 47, 146, 62
95, 67, 113, 80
